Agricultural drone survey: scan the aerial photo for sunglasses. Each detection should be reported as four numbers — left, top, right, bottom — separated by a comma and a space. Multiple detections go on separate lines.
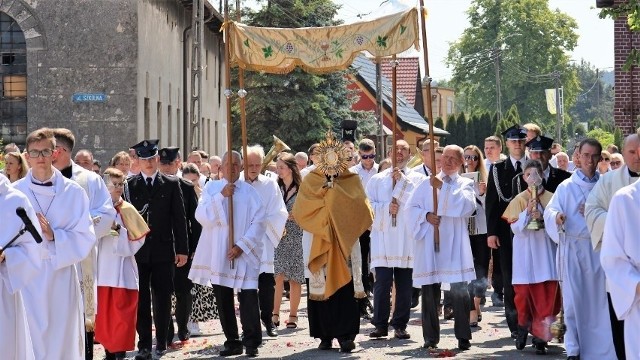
109, 182, 124, 189
601, 158, 611, 162
464, 155, 479, 161
610, 161, 622, 166
361, 154, 376, 160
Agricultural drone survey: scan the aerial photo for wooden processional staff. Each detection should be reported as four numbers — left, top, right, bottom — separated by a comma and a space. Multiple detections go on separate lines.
419, 0, 440, 252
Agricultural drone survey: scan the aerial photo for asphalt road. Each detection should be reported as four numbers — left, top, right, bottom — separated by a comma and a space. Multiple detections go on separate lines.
94, 289, 567, 359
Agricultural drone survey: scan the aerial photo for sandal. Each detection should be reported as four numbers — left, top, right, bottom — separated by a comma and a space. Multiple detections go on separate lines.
286, 316, 298, 329
478, 313, 483, 322
272, 314, 280, 327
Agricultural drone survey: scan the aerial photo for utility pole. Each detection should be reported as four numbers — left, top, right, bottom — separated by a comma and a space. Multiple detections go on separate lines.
554, 70, 563, 142
494, 47, 503, 123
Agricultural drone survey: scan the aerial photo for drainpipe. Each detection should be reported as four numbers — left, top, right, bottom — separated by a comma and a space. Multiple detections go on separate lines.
182, 24, 192, 160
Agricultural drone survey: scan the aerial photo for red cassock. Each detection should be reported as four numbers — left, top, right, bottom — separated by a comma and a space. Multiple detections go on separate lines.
95, 287, 139, 352
513, 281, 561, 341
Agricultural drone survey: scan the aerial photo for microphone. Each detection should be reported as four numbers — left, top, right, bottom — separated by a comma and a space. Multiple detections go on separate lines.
16, 207, 44, 244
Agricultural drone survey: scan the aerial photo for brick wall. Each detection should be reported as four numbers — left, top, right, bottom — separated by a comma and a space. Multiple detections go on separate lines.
614, 0, 640, 134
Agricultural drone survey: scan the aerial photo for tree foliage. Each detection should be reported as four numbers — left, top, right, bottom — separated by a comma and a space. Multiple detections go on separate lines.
586, 128, 615, 148
446, 0, 580, 141
600, 1, 640, 70
230, 0, 373, 153
568, 61, 614, 131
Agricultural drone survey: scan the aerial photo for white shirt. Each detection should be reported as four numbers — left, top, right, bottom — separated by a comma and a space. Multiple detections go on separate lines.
350, 162, 379, 189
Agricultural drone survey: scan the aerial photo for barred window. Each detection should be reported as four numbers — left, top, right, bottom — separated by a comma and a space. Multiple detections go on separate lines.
0, 12, 27, 146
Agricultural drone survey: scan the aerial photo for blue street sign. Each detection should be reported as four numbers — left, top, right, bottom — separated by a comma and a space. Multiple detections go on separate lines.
72, 93, 107, 103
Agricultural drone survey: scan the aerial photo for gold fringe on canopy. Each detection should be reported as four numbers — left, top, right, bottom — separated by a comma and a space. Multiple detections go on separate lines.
226, 8, 420, 74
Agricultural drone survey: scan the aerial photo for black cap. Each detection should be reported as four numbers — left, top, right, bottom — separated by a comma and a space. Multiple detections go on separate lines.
525, 135, 554, 152
159, 147, 180, 164
501, 125, 527, 140
131, 139, 159, 159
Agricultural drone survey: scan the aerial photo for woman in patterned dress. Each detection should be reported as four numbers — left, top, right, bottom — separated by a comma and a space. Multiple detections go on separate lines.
272, 153, 305, 329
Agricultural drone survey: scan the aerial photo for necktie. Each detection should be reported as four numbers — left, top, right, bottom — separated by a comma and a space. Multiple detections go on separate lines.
515, 161, 522, 174
146, 177, 153, 191
443, 175, 452, 184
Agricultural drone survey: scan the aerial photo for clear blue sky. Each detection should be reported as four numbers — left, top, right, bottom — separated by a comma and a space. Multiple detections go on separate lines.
242, 0, 613, 81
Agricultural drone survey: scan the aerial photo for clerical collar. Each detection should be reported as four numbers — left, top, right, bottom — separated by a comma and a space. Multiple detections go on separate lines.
61, 164, 73, 179
32, 171, 56, 186
629, 168, 640, 178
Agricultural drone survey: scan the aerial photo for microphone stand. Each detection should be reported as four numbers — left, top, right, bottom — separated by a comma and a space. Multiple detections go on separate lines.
0, 227, 28, 255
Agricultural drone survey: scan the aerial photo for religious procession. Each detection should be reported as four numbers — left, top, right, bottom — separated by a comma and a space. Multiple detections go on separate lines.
0, 0, 639, 360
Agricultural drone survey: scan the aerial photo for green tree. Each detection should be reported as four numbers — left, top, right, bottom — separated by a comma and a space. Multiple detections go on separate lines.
231, 0, 369, 152
455, 112, 468, 146
586, 128, 615, 148
446, 0, 579, 128
575, 123, 587, 137
568, 61, 614, 129
444, 114, 457, 146
495, 104, 521, 137
614, 127, 624, 150
600, 1, 640, 69
466, 113, 478, 148
435, 117, 445, 131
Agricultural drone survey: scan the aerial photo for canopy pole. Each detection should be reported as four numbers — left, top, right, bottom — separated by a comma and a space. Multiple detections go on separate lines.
391, 55, 398, 227
223, 0, 235, 268
419, 0, 440, 252
236, 0, 249, 181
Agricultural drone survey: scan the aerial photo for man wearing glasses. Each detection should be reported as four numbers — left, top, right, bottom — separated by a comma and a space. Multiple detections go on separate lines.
14, 127, 96, 360
485, 124, 527, 338
544, 138, 616, 359
52, 128, 116, 360
585, 132, 640, 360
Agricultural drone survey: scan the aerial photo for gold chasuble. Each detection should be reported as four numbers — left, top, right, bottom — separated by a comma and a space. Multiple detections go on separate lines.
502, 189, 554, 224
293, 169, 373, 300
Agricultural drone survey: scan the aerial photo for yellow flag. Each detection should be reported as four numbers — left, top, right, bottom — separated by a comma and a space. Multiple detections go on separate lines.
545, 89, 557, 115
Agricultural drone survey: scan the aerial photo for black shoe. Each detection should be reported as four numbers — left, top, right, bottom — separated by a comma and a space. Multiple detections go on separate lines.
318, 339, 332, 350
104, 350, 116, 360
219, 346, 243, 356
534, 341, 547, 355
423, 341, 438, 349
114, 352, 126, 360
134, 349, 152, 360
394, 329, 411, 340
178, 330, 191, 342
515, 327, 528, 350
339, 339, 356, 353
443, 306, 454, 320
567, 356, 580, 360
359, 298, 373, 320
458, 339, 471, 351
154, 346, 167, 357
491, 292, 504, 307
265, 325, 278, 337
510, 331, 519, 340
245, 347, 258, 357
369, 327, 388, 338
411, 288, 421, 308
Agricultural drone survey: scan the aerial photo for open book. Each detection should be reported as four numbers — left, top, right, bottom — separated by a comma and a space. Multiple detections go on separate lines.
461, 171, 479, 183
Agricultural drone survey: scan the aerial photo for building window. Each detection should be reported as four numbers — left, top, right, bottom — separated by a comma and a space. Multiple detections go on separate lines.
446, 98, 454, 116
157, 101, 162, 142
0, 12, 27, 146
144, 98, 150, 139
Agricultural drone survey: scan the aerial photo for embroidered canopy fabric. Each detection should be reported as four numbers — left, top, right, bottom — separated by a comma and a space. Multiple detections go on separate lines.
227, 8, 420, 74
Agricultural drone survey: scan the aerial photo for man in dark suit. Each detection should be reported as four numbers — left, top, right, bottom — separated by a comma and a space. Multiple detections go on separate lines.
512, 135, 572, 194
485, 125, 527, 339
127, 140, 189, 360
158, 147, 202, 343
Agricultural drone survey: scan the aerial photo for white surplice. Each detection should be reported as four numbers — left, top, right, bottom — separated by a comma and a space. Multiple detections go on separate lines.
189, 179, 265, 289
0, 174, 41, 360
300, 165, 316, 278
96, 214, 145, 290
601, 181, 640, 360
543, 171, 616, 359
14, 168, 96, 360
407, 173, 477, 286
241, 173, 287, 274
70, 162, 116, 327
585, 166, 638, 251
366, 167, 424, 269
507, 201, 558, 285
